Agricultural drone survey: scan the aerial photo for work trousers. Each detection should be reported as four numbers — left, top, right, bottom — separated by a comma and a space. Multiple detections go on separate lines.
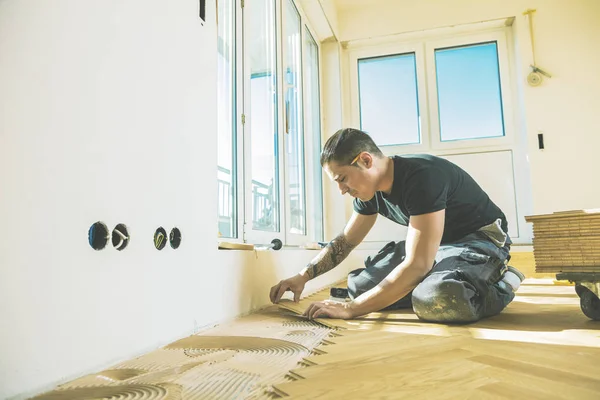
347, 231, 514, 323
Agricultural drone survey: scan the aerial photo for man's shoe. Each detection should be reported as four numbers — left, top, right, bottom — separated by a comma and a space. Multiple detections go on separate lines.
507, 265, 525, 281
502, 265, 525, 292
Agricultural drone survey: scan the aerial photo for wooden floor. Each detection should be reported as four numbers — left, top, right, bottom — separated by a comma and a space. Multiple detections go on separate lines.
276, 278, 600, 399
32, 277, 600, 399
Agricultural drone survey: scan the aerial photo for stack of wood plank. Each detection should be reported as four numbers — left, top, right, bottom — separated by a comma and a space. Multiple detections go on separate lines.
525, 209, 600, 273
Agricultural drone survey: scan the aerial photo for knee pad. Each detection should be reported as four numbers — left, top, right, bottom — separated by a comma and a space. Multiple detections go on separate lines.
412, 274, 479, 323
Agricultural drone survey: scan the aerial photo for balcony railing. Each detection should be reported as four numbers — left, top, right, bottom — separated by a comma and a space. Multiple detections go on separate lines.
218, 166, 276, 235
218, 166, 303, 237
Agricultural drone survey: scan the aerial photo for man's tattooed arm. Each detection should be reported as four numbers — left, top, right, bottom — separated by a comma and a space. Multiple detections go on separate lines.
300, 233, 358, 280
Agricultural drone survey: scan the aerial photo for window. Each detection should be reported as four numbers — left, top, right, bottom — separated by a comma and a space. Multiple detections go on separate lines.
217, 0, 237, 238
217, 0, 323, 244
350, 29, 512, 152
435, 42, 505, 142
248, 0, 280, 233
283, 0, 306, 236
304, 27, 323, 241
358, 53, 421, 146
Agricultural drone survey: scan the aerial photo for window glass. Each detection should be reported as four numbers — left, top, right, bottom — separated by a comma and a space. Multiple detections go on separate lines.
358, 53, 420, 146
304, 27, 323, 240
435, 42, 505, 141
249, 0, 280, 232
217, 0, 237, 238
283, 0, 306, 235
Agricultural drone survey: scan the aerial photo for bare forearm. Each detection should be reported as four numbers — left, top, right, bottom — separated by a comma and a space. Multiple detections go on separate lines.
299, 233, 357, 280
349, 211, 444, 317
349, 260, 431, 317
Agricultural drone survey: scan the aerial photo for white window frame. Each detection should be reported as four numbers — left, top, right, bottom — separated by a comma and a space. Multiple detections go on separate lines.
282, 0, 325, 246
233, 0, 245, 242
242, 0, 285, 246
281, 0, 307, 246
217, 0, 245, 243
348, 27, 516, 156
238, 0, 324, 246
425, 29, 516, 151
302, 25, 325, 243
348, 41, 431, 155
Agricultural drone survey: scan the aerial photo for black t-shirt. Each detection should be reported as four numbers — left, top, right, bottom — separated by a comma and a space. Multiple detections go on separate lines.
353, 154, 507, 244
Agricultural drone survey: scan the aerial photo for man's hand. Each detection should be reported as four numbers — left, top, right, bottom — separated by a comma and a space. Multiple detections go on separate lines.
303, 300, 355, 320
270, 274, 309, 304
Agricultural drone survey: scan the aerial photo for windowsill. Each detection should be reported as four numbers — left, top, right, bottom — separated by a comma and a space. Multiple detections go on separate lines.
217, 247, 323, 252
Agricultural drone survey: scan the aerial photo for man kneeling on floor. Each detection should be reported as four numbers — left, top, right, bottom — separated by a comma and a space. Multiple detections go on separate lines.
269, 128, 525, 323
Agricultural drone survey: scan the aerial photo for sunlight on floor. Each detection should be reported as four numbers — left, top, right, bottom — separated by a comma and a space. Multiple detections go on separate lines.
468, 327, 600, 347
513, 296, 580, 305
345, 320, 454, 336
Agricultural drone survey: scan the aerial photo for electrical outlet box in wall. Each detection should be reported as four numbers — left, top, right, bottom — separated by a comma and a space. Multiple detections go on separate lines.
199, 0, 206, 22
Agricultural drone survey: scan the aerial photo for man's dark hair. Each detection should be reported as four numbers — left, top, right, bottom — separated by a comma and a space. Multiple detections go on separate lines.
320, 128, 384, 167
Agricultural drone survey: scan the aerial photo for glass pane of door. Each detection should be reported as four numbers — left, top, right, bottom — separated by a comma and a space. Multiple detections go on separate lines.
217, 0, 237, 238
358, 53, 420, 146
284, 0, 306, 235
248, 0, 279, 232
304, 27, 323, 241
435, 42, 505, 141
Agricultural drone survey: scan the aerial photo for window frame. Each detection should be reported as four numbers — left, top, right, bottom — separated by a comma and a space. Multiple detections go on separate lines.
242, 0, 285, 245
348, 27, 516, 156
425, 29, 516, 151
302, 25, 324, 243
233, 0, 245, 242
281, 0, 308, 246
216, 0, 244, 242
235, 0, 324, 246
348, 41, 431, 155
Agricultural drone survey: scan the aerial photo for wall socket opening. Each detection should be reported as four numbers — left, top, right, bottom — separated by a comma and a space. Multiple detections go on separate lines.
154, 227, 167, 250
170, 227, 182, 249
112, 223, 130, 251
88, 221, 109, 250
199, 0, 206, 22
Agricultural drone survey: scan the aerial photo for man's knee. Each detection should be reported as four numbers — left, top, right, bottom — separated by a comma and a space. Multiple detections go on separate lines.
412, 273, 480, 323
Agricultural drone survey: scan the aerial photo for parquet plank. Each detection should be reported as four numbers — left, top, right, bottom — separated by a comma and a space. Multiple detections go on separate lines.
476, 364, 600, 400
476, 381, 565, 400
469, 354, 600, 391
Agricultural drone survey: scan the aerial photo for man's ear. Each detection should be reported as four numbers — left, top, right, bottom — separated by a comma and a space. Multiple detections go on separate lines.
360, 152, 374, 169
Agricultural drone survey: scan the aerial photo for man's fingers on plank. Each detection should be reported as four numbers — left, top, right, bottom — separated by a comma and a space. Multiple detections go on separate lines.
275, 284, 289, 303
269, 283, 280, 303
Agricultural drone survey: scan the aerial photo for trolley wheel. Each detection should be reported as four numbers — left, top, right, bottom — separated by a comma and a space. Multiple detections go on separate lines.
578, 287, 600, 321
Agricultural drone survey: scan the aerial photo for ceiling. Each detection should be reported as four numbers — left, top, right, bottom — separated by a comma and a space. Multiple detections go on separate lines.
331, 0, 393, 12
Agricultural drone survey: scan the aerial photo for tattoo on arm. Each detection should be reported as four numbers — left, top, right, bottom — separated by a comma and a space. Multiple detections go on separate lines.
302, 233, 357, 280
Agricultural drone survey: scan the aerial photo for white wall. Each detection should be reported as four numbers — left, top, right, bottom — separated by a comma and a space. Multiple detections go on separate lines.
0, 0, 214, 397
218, 250, 361, 319
0, 1, 353, 399
335, 0, 600, 215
